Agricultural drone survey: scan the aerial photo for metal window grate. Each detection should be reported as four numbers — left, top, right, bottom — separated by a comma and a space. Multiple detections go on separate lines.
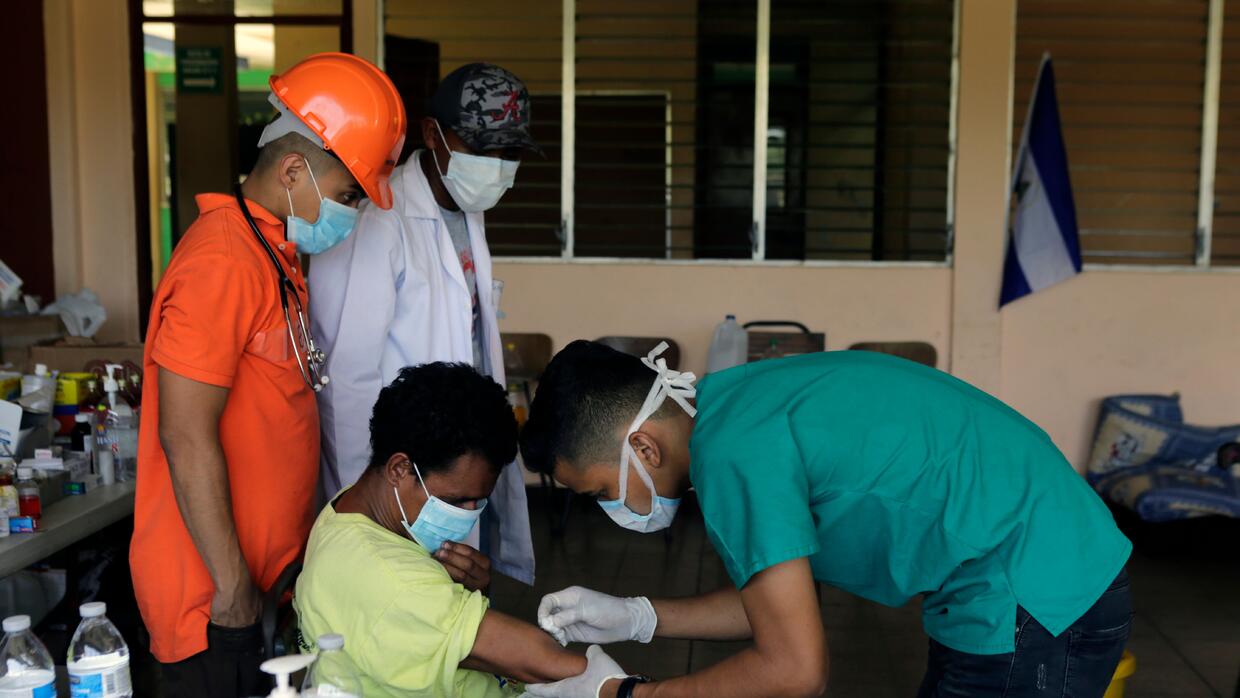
574, 0, 757, 259
1014, 0, 1209, 266
765, 0, 954, 262
1213, 3, 1240, 265
384, 0, 954, 262
384, 0, 564, 256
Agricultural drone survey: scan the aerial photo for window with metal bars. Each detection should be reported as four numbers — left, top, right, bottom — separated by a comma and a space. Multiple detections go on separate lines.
766, 0, 955, 261
1213, 1, 1240, 265
382, 0, 956, 262
1014, 0, 1211, 266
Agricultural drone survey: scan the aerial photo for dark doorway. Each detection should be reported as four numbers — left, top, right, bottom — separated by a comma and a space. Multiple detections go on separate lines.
383, 36, 441, 165
1, 0, 56, 304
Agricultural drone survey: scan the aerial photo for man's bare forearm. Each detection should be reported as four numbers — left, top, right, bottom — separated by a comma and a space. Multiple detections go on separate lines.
159, 370, 253, 609
463, 610, 588, 684
652, 586, 752, 641
632, 560, 827, 698
634, 643, 827, 698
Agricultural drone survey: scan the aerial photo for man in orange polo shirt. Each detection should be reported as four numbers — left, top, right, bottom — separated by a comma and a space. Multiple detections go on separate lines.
131, 53, 405, 697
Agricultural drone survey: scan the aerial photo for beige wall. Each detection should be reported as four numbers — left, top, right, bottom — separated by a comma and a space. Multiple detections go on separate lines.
43, 0, 1240, 471
1002, 269, 1240, 465
493, 262, 953, 371
44, 0, 141, 344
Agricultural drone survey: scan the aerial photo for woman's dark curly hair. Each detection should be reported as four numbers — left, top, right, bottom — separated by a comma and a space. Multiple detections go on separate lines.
368, 363, 517, 474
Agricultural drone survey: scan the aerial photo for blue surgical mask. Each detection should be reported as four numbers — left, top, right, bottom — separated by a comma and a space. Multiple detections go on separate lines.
285, 159, 359, 255
599, 489, 681, 534
393, 462, 487, 554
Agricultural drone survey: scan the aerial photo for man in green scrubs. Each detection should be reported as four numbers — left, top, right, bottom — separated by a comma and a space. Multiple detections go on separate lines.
518, 341, 1132, 698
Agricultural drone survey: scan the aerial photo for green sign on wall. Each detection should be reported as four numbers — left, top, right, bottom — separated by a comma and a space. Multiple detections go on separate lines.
176, 47, 222, 93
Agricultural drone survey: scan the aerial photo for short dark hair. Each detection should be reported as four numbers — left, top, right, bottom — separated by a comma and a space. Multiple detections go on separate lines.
369, 363, 517, 473
520, 340, 667, 475
252, 133, 343, 178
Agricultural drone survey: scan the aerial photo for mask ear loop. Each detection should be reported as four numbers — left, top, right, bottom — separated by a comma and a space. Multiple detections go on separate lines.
286, 158, 325, 222
303, 158, 324, 200
393, 486, 411, 526
393, 460, 433, 526
409, 460, 433, 498
430, 120, 452, 179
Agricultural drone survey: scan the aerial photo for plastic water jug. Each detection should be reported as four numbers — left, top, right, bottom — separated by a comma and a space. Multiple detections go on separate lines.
706, 315, 748, 374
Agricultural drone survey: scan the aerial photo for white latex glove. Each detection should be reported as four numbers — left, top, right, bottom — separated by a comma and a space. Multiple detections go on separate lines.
521, 644, 627, 698
538, 586, 658, 646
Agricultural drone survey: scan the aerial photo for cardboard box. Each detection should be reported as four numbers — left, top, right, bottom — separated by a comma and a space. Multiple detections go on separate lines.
0, 316, 64, 366
27, 338, 144, 374
35, 469, 68, 510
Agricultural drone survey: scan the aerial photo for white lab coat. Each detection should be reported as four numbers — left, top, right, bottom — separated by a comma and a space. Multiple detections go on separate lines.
308, 151, 535, 584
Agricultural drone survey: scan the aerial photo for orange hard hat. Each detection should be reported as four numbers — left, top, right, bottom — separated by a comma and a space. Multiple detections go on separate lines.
268, 53, 406, 209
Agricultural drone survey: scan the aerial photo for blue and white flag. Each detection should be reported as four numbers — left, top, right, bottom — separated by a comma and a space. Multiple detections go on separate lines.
1001, 54, 1082, 307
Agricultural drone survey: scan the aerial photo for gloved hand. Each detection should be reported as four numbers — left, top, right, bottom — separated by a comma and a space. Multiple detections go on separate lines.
521, 644, 627, 698
537, 586, 657, 646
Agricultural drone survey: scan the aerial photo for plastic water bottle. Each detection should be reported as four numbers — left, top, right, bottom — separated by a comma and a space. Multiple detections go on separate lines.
302, 634, 362, 697
706, 315, 749, 374
67, 603, 131, 698
0, 615, 56, 697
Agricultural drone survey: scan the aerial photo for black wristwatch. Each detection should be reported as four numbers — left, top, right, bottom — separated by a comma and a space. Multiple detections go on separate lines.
617, 675, 652, 698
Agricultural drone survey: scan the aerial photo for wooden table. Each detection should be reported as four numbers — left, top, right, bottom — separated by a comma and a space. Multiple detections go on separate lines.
0, 481, 136, 578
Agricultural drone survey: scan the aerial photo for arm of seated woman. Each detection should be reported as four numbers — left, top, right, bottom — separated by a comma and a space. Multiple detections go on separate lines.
461, 609, 589, 684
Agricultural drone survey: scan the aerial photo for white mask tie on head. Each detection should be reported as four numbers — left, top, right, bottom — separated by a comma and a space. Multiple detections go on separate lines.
599, 341, 698, 533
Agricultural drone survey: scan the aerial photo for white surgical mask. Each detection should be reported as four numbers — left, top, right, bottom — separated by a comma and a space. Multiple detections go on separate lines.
431, 120, 519, 213
598, 342, 697, 533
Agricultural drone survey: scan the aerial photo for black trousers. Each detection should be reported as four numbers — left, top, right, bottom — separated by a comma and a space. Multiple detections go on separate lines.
917, 569, 1133, 698
160, 622, 268, 698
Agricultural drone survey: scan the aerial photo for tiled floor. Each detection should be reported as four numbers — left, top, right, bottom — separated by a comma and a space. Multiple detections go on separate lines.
492, 491, 1240, 697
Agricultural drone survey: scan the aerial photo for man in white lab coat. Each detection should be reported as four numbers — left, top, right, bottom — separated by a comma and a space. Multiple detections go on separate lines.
309, 63, 538, 584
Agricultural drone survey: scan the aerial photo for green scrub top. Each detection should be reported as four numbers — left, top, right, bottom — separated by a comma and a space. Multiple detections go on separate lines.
690, 351, 1131, 655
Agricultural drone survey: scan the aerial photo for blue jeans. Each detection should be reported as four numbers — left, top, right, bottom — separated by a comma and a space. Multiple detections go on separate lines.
917, 569, 1132, 698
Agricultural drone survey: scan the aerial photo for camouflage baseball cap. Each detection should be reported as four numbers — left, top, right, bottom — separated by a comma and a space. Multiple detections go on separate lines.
431, 63, 541, 155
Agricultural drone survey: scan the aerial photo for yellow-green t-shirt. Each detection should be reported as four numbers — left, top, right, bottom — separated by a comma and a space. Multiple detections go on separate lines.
294, 498, 519, 697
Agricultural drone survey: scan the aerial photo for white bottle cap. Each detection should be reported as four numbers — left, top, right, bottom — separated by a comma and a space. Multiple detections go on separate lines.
79, 602, 107, 618
317, 633, 344, 651
16, 467, 33, 480
3, 615, 31, 633
262, 654, 317, 698
75, 413, 91, 423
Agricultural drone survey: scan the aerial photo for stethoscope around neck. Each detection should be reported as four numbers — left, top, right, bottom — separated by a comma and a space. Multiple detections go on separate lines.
234, 186, 330, 393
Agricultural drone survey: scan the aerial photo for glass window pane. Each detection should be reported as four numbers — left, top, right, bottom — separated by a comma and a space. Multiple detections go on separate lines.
144, 0, 343, 18
574, 0, 757, 259
766, 0, 954, 262
1015, 0, 1206, 266
141, 20, 340, 279
1213, 5, 1240, 265
384, 0, 563, 257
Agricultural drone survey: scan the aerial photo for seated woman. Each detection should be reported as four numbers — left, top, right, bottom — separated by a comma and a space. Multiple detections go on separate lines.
295, 363, 587, 696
